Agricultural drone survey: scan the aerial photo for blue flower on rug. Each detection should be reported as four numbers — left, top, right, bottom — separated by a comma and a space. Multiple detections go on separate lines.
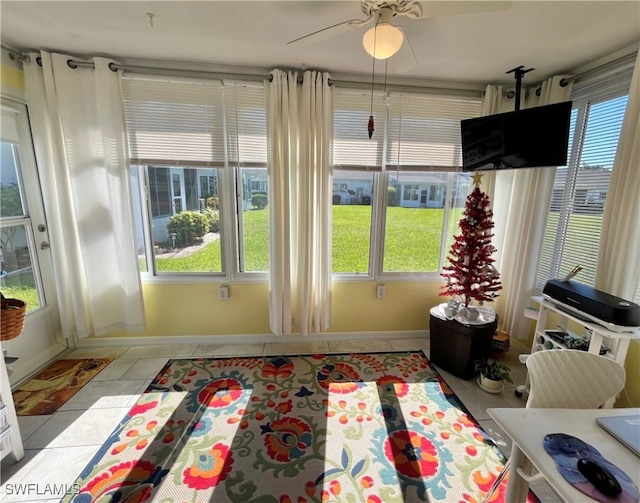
188, 416, 213, 437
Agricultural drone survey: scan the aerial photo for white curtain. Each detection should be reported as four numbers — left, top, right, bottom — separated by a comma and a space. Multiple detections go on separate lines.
481, 76, 573, 338
23, 51, 146, 338
266, 70, 333, 336
596, 50, 640, 299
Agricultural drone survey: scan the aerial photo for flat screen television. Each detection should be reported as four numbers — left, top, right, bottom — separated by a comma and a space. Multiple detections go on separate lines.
461, 100, 572, 172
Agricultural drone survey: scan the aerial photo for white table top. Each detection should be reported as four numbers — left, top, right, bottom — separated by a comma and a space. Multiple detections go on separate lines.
487, 407, 640, 502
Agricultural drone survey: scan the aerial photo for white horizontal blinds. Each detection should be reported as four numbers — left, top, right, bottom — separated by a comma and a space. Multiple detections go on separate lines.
1, 106, 20, 143
386, 93, 481, 171
536, 67, 632, 290
333, 89, 388, 171
224, 82, 268, 167
122, 76, 226, 167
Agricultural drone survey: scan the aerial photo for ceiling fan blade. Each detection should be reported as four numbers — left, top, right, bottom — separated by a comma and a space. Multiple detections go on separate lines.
420, 1, 513, 18
392, 28, 418, 73
287, 16, 371, 46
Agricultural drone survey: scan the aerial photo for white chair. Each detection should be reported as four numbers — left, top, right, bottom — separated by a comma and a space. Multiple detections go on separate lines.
483, 349, 626, 502
525, 349, 626, 409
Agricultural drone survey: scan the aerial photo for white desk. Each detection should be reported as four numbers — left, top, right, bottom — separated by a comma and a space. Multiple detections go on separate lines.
487, 407, 640, 503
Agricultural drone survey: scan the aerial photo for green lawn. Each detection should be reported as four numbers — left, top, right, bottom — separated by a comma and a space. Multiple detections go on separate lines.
0, 272, 41, 312
154, 206, 454, 273
153, 207, 605, 275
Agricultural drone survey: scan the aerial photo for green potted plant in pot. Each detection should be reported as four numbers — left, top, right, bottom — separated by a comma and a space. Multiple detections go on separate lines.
475, 358, 513, 393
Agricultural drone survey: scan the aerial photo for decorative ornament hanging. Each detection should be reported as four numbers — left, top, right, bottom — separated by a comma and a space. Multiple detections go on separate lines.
367, 16, 378, 140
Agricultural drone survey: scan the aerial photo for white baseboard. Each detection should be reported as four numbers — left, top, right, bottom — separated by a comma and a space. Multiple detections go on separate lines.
75, 330, 430, 348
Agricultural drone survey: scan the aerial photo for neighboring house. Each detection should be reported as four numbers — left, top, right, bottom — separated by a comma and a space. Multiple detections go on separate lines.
550, 166, 611, 213
332, 170, 467, 208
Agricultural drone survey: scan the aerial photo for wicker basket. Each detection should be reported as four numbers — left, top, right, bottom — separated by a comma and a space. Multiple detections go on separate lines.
1, 293, 26, 341
429, 314, 498, 380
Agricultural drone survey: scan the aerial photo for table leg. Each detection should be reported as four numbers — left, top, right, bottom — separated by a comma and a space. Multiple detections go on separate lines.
505, 444, 532, 503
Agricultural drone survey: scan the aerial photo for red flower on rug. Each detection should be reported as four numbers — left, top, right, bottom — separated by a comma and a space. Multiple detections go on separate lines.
182, 442, 234, 489
466, 469, 508, 503
128, 398, 159, 417
198, 378, 244, 408
262, 417, 313, 462
317, 363, 361, 394
384, 430, 439, 478
261, 357, 294, 379
78, 460, 165, 501
376, 375, 409, 397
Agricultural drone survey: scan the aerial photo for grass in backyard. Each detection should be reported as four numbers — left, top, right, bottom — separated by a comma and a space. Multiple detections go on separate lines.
154, 206, 482, 273
1, 273, 41, 312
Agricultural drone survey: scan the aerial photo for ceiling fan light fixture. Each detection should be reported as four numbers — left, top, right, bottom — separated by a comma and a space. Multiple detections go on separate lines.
362, 23, 403, 59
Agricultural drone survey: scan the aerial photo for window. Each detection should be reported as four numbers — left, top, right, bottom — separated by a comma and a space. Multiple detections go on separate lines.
536, 66, 633, 291
122, 76, 268, 277
332, 89, 482, 277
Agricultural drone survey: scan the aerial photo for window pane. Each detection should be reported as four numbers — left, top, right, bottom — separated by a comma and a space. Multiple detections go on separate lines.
537, 95, 627, 289
0, 225, 41, 312
147, 167, 222, 273
384, 171, 448, 272
332, 170, 373, 274
444, 173, 472, 256
130, 166, 148, 272
239, 168, 269, 272
0, 142, 25, 217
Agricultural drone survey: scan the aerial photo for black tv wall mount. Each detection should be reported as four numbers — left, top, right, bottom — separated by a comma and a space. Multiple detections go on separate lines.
506, 66, 534, 112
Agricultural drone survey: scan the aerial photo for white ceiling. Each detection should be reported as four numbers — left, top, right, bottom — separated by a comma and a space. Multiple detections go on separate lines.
1, 1, 639, 86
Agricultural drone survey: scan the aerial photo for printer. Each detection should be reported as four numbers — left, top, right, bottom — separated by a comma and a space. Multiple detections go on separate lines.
542, 279, 640, 332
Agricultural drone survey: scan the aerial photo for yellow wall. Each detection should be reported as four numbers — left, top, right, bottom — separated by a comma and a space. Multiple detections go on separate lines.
1, 62, 25, 95
105, 280, 443, 336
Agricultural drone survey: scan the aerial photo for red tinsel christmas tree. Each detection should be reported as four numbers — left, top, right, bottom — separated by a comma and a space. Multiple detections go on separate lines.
440, 174, 502, 307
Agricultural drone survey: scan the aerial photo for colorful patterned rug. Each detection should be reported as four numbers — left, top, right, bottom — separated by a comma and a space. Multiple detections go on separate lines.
60, 351, 535, 502
13, 358, 112, 415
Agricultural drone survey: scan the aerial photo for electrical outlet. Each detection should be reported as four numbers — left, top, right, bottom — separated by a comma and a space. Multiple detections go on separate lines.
219, 285, 229, 301
376, 284, 385, 299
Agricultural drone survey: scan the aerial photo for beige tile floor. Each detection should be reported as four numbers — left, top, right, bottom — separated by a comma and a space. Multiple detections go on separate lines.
0, 337, 561, 502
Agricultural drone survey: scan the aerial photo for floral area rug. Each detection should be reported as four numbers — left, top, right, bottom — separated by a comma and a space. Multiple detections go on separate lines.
61, 351, 534, 502
13, 358, 112, 415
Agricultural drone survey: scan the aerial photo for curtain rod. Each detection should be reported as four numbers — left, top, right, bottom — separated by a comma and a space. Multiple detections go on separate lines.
56, 58, 484, 97
26, 49, 637, 98
1, 44, 31, 63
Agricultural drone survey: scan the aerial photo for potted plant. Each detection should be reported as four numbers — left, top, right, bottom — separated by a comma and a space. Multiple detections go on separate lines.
475, 358, 513, 393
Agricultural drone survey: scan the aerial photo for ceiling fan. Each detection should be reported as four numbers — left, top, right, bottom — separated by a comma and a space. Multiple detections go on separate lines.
287, 1, 512, 73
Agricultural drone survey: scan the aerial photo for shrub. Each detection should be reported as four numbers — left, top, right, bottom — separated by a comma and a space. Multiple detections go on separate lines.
203, 208, 220, 233
251, 193, 268, 210
166, 211, 209, 246
388, 186, 399, 207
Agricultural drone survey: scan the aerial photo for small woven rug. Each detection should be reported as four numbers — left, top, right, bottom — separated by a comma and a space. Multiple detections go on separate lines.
60, 351, 536, 502
13, 358, 112, 415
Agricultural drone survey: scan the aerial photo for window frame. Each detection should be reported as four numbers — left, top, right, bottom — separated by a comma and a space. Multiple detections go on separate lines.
332, 89, 481, 282
535, 64, 634, 293
123, 76, 270, 283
